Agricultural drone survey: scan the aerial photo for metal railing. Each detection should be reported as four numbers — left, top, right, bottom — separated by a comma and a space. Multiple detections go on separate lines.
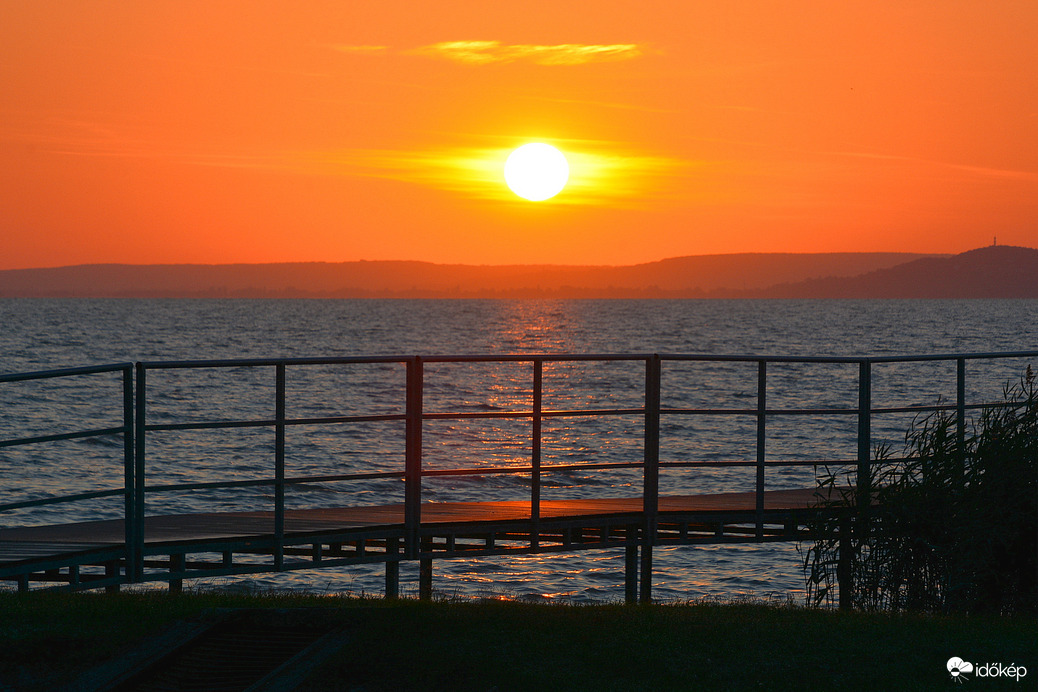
0, 363, 135, 580
2, 350, 1035, 588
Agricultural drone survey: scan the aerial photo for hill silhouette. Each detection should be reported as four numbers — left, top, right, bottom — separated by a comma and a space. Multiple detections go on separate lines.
756, 245, 1038, 298
0, 252, 937, 298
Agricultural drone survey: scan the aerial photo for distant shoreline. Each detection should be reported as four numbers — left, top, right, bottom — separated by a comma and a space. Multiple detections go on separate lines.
3, 294, 1038, 301
0, 246, 1034, 298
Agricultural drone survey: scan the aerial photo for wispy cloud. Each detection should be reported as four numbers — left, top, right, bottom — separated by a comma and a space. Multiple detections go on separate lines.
528, 96, 673, 114
412, 41, 642, 65
337, 41, 643, 66
823, 150, 1038, 182
333, 45, 389, 55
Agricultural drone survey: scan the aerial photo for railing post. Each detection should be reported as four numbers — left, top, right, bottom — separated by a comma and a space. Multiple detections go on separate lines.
133, 363, 147, 582
405, 357, 424, 560
531, 359, 543, 550
755, 360, 767, 541
844, 359, 873, 610
122, 365, 135, 587
640, 354, 661, 604
956, 357, 966, 468
274, 363, 286, 571
856, 360, 872, 508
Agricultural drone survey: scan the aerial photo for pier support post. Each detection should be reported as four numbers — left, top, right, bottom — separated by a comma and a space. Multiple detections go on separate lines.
639, 541, 653, 604
169, 553, 185, 595
105, 562, 120, 594
838, 515, 853, 610
385, 537, 400, 599
419, 558, 433, 600
625, 539, 638, 605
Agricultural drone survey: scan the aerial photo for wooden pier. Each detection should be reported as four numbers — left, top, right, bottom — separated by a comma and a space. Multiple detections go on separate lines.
0, 487, 836, 602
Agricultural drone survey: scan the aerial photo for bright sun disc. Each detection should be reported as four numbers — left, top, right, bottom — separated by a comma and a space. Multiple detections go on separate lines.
504, 143, 569, 201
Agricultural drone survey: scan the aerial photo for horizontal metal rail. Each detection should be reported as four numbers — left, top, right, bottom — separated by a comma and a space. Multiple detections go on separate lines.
0, 487, 128, 512
142, 413, 406, 433
132, 457, 883, 493
140, 470, 406, 495
0, 426, 128, 449
125, 349, 1038, 369
658, 350, 1038, 363
0, 362, 133, 383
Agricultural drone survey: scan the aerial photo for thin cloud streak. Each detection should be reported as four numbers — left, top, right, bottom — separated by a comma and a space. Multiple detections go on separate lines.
529, 96, 674, 114
337, 41, 643, 66
333, 45, 389, 55
823, 150, 1038, 181
413, 41, 642, 65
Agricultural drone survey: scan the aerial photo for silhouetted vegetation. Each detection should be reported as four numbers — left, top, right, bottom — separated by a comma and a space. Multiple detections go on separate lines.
803, 367, 1037, 614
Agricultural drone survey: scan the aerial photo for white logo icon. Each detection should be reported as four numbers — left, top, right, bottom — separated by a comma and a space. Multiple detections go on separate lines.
947, 657, 974, 682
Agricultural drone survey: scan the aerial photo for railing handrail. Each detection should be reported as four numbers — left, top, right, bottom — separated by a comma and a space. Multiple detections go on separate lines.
0, 361, 133, 383
131, 349, 1038, 368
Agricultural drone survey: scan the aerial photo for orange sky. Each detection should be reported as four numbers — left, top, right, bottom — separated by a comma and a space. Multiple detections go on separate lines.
2, 1, 1036, 270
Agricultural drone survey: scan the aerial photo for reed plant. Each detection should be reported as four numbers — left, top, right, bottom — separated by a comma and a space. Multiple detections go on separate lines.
802, 366, 1037, 614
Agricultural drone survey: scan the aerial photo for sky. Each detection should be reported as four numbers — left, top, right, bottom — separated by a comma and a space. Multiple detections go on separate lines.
2, 1, 1036, 270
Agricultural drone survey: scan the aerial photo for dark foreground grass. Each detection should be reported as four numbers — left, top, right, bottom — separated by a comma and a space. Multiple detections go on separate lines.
1, 591, 1033, 691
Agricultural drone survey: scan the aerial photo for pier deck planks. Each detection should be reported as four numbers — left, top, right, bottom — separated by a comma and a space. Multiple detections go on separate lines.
0, 488, 832, 568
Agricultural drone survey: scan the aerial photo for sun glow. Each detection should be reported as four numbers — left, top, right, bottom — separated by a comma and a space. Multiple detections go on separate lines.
503, 143, 570, 201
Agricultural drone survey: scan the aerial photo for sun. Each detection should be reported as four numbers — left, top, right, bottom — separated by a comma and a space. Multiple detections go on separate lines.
503, 143, 569, 201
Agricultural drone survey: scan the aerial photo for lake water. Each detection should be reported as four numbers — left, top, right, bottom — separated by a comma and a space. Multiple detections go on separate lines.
2, 299, 1036, 602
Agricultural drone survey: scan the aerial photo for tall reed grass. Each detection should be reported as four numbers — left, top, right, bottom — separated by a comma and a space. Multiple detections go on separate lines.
802, 366, 1037, 614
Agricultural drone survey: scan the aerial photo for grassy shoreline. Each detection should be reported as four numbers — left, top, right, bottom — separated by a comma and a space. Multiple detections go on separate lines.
1, 591, 1033, 691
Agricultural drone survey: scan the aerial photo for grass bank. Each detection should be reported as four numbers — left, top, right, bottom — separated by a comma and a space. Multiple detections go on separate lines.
1, 592, 1033, 691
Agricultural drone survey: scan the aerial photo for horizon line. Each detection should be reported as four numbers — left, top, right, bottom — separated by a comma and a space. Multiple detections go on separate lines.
4, 247, 1006, 273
